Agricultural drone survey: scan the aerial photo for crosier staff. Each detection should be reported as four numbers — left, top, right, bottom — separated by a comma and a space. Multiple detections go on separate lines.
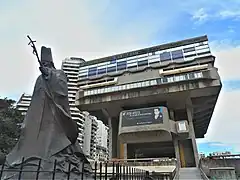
27, 35, 48, 78
27, 35, 42, 66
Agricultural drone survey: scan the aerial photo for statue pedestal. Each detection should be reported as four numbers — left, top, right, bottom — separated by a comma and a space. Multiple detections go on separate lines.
1, 159, 94, 180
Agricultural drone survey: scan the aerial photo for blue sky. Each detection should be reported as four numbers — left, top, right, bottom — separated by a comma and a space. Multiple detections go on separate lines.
0, 0, 240, 155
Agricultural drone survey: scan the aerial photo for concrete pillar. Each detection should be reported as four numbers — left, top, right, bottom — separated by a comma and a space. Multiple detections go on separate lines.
173, 137, 181, 167
169, 109, 174, 120
119, 143, 127, 159
112, 117, 118, 158
186, 107, 199, 167
170, 109, 181, 167
108, 117, 112, 159
123, 144, 127, 159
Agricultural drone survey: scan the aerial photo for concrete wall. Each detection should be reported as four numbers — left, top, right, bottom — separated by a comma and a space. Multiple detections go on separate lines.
118, 107, 178, 144
209, 167, 237, 180
200, 158, 240, 178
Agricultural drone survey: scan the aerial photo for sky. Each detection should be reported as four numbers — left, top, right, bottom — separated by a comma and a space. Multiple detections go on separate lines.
0, 0, 240, 155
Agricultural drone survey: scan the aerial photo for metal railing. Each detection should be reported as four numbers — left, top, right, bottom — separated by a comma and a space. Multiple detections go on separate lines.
199, 158, 210, 180
0, 158, 147, 180
109, 158, 177, 166
105, 158, 177, 180
172, 161, 180, 180
201, 155, 240, 179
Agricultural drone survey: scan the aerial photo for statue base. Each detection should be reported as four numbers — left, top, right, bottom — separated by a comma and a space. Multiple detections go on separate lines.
1, 144, 94, 180
1, 159, 94, 180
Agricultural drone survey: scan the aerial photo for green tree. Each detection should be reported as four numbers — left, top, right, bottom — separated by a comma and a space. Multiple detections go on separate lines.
0, 98, 24, 156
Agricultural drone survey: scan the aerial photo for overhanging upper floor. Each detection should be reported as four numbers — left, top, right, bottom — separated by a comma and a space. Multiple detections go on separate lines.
76, 66, 221, 138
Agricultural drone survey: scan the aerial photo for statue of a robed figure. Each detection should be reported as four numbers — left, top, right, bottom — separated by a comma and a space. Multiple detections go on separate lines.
2, 37, 93, 179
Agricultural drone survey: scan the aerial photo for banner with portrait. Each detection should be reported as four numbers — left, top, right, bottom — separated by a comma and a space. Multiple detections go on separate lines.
121, 107, 164, 127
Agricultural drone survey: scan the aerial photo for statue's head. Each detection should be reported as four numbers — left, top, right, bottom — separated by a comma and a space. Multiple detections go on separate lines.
41, 46, 55, 68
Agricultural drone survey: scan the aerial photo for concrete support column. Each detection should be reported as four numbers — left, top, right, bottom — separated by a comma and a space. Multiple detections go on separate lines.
108, 117, 112, 159
123, 144, 127, 159
170, 109, 181, 167
186, 107, 199, 167
112, 117, 118, 158
169, 109, 175, 120
173, 137, 181, 167
119, 143, 127, 159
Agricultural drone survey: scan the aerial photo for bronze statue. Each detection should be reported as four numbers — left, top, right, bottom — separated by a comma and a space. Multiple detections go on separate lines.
2, 36, 93, 179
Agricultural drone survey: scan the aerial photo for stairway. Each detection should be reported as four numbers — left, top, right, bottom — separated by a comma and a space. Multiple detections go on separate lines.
179, 167, 203, 179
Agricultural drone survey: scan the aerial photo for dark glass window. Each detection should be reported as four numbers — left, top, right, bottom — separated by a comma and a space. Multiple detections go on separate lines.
107, 66, 116, 73
197, 51, 210, 56
185, 53, 196, 58
160, 52, 171, 62
137, 60, 148, 67
97, 68, 106, 75
157, 78, 162, 84
111, 57, 117, 64
127, 63, 137, 68
88, 67, 97, 76
183, 47, 195, 53
117, 61, 127, 71
162, 77, 168, 83
188, 73, 195, 79
171, 50, 183, 60
79, 74, 87, 79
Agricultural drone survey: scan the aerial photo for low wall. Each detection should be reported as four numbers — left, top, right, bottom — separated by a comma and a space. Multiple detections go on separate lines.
200, 158, 240, 177
209, 167, 237, 180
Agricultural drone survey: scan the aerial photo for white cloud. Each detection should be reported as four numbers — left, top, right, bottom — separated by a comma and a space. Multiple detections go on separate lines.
1, 0, 240, 99
218, 10, 240, 19
212, 46, 240, 80
209, 143, 230, 147
179, 0, 240, 24
0, 0, 170, 98
197, 44, 240, 152
198, 89, 240, 152
192, 8, 209, 24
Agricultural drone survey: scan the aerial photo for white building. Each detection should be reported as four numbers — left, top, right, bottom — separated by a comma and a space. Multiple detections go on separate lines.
16, 57, 98, 158
16, 94, 32, 116
211, 151, 231, 156
61, 57, 85, 146
95, 120, 109, 161
82, 112, 98, 159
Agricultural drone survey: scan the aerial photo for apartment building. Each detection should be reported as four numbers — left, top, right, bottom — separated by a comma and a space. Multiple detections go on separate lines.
61, 57, 85, 146
82, 112, 98, 159
96, 120, 109, 161
16, 93, 32, 116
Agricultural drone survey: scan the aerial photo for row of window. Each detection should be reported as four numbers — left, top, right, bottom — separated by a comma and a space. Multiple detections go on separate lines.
83, 72, 203, 96
79, 43, 210, 78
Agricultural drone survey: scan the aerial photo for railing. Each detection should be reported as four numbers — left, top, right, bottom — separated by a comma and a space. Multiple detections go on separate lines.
108, 158, 177, 180
199, 168, 209, 180
83, 71, 204, 97
0, 159, 148, 180
199, 158, 210, 180
172, 167, 179, 179
109, 158, 177, 166
200, 155, 240, 179
151, 171, 176, 180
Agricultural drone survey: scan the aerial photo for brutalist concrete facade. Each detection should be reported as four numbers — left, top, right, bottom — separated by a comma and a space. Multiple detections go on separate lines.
75, 35, 221, 167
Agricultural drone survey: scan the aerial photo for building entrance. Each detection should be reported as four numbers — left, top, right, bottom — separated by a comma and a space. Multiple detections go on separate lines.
179, 139, 196, 167
127, 142, 175, 159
